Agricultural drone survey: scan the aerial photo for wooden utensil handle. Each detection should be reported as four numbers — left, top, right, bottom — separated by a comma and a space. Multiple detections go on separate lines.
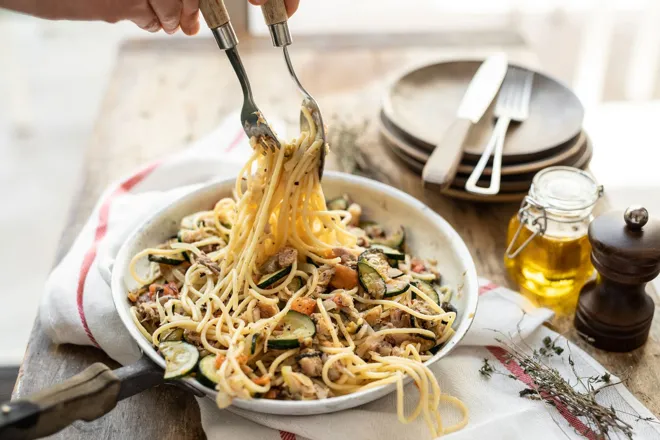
199, 0, 231, 29
0, 363, 120, 440
422, 118, 473, 189
261, 0, 289, 25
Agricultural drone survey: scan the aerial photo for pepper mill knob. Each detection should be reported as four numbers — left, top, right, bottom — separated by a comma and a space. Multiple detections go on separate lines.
624, 205, 648, 230
574, 206, 660, 352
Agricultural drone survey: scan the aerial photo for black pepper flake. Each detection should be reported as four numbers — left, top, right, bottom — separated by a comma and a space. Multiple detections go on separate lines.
294, 182, 299, 186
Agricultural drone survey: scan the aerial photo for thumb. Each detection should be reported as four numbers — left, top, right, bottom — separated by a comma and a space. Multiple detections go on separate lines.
248, 0, 268, 5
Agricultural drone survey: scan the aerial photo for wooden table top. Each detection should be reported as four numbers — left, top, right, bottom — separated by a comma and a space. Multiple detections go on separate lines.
13, 34, 660, 439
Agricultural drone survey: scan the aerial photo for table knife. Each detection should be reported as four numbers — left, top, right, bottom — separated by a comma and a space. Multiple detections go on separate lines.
422, 53, 508, 189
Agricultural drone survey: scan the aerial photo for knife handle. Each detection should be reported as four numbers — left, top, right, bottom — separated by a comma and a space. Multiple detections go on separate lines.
422, 118, 473, 189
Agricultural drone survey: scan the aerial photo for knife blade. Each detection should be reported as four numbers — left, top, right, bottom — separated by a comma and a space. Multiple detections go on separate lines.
422, 53, 508, 188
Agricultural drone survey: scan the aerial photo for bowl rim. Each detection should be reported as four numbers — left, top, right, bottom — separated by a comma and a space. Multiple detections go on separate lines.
111, 171, 479, 413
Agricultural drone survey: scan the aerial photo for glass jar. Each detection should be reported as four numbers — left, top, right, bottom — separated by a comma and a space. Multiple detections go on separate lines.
504, 166, 603, 313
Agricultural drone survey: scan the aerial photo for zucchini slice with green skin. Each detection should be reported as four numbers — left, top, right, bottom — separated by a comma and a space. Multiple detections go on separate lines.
161, 328, 184, 342
372, 225, 405, 250
383, 278, 410, 298
306, 256, 320, 267
159, 341, 199, 380
358, 262, 386, 297
388, 267, 404, 279
327, 196, 349, 211
197, 355, 222, 387
287, 276, 304, 293
251, 334, 259, 355
148, 254, 187, 266
412, 281, 440, 305
359, 249, 390, 277
267, 311, 316, 349
429, 343, 445, 355
370, 244, 405, 261
257, 266, 293, 289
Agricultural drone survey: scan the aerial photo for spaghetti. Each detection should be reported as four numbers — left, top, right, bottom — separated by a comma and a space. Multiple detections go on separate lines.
127, 108, 468, 436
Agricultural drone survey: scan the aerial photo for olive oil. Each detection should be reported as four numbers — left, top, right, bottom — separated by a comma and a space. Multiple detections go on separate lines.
503, 167, 603, 314
505, 216, 594, 311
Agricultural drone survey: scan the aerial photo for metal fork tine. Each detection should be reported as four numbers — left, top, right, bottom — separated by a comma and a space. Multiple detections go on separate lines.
465, 65, 534, 196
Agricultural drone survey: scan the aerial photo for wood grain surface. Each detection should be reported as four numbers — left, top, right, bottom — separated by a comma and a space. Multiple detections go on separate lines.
12, 34, 660, 439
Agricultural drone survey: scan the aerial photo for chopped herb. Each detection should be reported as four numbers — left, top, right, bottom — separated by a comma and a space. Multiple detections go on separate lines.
479, 359, 495, 378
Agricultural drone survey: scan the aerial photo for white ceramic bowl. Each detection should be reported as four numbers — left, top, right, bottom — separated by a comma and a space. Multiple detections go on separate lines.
112, 171, 478, 415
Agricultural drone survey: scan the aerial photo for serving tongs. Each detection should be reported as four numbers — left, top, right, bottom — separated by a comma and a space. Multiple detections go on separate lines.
260, 0, 327, 180
199, 0, 280, 151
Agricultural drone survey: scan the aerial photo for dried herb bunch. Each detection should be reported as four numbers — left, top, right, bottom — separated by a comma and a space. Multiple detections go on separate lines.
481, 333, 654, 439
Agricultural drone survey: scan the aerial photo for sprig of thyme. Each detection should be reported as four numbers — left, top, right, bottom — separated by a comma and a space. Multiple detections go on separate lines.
480, 334, 644, 439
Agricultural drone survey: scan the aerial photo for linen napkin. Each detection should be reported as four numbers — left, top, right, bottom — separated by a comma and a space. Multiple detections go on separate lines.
41, 114, 660, 439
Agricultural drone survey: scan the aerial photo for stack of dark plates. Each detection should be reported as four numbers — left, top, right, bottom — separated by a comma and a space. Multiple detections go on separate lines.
380, 60, 589, 202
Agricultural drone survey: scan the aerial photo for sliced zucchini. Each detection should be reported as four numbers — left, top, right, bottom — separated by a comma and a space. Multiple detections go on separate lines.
251, 334, 259, 355
197, 354, 222, 387
413, 281, 440, 305
161, 328, 184, 342
383, 278, 410, 298
358, 249, 390, 277
287, 276, 304, 293
358, 262, 386, 297
372, 225, 405, 250
327, 196, 349, 211
429, 343, 445, 355
267, 311, 316, 349
257, 266, 293, 289
441, 301, 458, 314
160, 341, 199, 380
388, 267, 404, 279
370, 244, 405, 261
306, 256, 320, 267
148, 254, 187, 266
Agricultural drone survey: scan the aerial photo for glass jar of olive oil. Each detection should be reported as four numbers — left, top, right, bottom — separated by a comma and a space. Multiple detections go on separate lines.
504, 166, 603, 312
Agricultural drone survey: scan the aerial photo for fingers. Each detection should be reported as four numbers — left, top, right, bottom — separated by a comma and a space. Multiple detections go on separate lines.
248, 0, 268, 5
131, 2, 162, 33
149, 0, 183, 34
285, 0, 299, 16
180, 0, 200, 35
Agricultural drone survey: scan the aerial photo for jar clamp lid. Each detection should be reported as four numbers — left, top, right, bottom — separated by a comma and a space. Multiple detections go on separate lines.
506, 166, 603, 258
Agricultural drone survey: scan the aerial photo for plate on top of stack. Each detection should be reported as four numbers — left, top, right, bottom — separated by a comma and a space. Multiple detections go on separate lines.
380, 59, 589, 202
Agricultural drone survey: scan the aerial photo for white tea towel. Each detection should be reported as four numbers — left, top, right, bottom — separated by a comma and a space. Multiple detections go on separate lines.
41, 115, 660, 439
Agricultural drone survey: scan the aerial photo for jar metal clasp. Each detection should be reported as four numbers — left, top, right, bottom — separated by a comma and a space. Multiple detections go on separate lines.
505, 196, 548, 259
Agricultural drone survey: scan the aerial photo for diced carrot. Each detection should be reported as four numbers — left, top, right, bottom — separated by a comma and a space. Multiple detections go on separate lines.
264, 389, 279, 399
291, 297, 317, 315
252, 375, 271, 385
236, 355, 248, 365
214, 355, 225, 369
330, 264, 358, 290
148, 284, 162, 297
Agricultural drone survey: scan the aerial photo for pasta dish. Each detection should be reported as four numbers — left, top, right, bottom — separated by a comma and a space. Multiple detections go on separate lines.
127, 108, 467, 436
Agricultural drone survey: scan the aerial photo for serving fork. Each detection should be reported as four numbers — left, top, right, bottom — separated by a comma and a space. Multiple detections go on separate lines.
465, 67, 534, 195
260, 0, 328, 180
199, 0, 280, 151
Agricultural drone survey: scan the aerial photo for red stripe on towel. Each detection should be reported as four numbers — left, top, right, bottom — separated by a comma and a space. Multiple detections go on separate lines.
279, 431, 297, 440
479, 282, 498, 295
224, 129, 245, 153
487, 346, 598, 439
76, 162, 160, 347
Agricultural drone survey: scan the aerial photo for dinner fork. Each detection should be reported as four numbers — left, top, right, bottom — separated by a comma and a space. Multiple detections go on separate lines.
260, 0, 328, 180
465, 67, 534, 195
199, 0, 281, 151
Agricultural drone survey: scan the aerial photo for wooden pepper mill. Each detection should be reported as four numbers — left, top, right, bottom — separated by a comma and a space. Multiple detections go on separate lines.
574, 206, 660, 352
